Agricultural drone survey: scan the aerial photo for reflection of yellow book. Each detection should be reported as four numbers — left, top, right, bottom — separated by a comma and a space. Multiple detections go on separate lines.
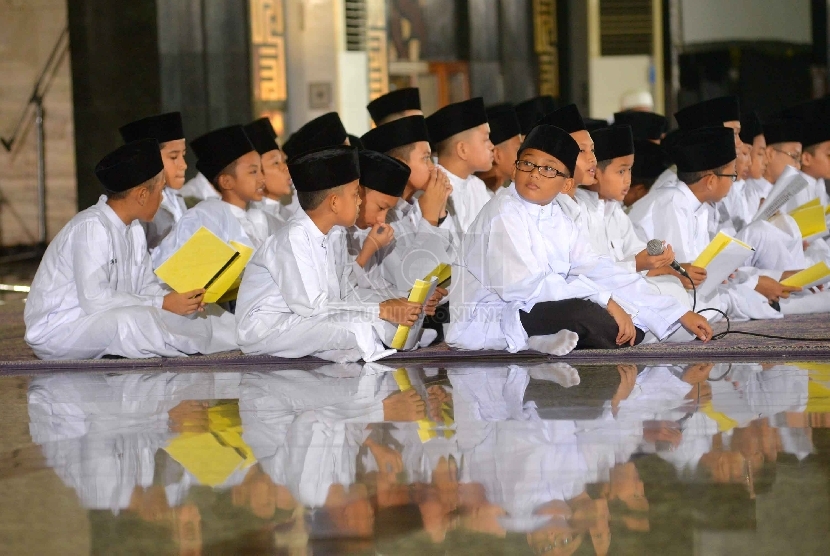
422, 263, 452, 288
692, 232, 752, 268
391, 277, 437, 350
155, 227, 253, 303
781, 261, 830, 289
392, 368, 454, 443
789, 204, 828, 240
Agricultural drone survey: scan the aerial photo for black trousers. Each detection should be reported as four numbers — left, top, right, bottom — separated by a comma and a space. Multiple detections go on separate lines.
519, 299, 645, 350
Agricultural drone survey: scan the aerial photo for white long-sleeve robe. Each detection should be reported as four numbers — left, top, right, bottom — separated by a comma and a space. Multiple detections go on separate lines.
24, 197, 237, 360
446, 184, 687, 352
235, 210, 395, 363
437, 164, 492, 247
179, 172, 220, 203
251, 196, 294, 227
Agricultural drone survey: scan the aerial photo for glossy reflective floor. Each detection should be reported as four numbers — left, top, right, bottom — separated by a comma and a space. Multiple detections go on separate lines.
2, 361, 830, 555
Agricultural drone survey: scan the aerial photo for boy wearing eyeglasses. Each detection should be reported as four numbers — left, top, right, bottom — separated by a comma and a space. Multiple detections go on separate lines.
446, 125, 712, 355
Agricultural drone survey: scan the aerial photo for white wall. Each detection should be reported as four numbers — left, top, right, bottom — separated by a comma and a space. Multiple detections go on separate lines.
589, 55, 653, 120
680, 0, 811, 45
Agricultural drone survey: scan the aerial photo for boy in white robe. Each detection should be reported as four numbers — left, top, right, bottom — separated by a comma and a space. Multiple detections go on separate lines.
575, 125, 691, 311
119, 112, 189, 250
446, 125, 711, 355
24, 139, 237, 360
244, 117, 295, 225
779, 98, 830, 212
426, 98, 495, 244
741, 112, 771, 214
367, 87, 423, 126
178, 170, 220, 205
235, 146, 424, 363
346, 150, 446, 346
361, 115, 454, 290
629, 126, 805, 320
475, 104, 523, 196
154, 125, 271, 267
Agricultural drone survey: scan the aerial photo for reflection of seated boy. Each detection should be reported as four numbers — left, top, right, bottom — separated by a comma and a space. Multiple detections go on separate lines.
346, 150, 445, 346
475, 104, 523, 196
244, 117, 295, 225
361, 116, 454, 289
575, 126, 690, 310
24, 139, 237, 359
235, 146, 424, 363
154, 126, 264, 267
367, 87, 424, 126
425, 98, 495, 242
446, 125, 711, 355
119, 112, 188, 250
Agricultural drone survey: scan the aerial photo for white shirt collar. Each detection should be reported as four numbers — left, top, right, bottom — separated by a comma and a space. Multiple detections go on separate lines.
293, 208, 327, 244
508, 183, 558, 220
97, 195, 130, 232
676, 181, 704, 213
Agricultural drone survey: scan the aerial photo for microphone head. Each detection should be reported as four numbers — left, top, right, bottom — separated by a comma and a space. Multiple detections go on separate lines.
646, 239, 664, 256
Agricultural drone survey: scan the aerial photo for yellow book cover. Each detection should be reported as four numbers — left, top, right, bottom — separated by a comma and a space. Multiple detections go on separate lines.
422, 263, 452, 288
203, 241, 254, 303
391, 278, 434, 349
789, 204, 828, 240
791, 198, 822, 213
780, 261, 830, 289
692, 231, 752, 268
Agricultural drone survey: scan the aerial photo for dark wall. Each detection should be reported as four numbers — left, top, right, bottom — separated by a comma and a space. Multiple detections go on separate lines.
157, 0, 252, 179
68, 0, 162, 210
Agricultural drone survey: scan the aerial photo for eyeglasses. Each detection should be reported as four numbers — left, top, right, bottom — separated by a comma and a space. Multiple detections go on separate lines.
515, 159, 569, 179
772, 147, 802, 163
710, 172, 739, 182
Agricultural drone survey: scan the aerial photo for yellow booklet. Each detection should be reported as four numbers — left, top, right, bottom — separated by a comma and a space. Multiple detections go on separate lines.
792, 198, 822, 212
789, 203, 828, 240
781, 261, 830, 289
692, 232, 755, 298
422, 263, 452, 288
155, 226, 254, 303
391, 276, 439, 350
392, 368, 454, 442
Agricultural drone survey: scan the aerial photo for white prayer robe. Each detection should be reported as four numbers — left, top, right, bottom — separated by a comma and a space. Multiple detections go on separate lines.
179, 172, 220, 203
24, 197, 237, 360
235, 210, 395, 363
574, 188, 692, 319
648, 167, 678, 192
152, 198, 254, 268
446, 184, 687, 352
251, 196, 295, 226
437, 164, 492, 246
629, 181, 781, 321
142, 187, 187, 250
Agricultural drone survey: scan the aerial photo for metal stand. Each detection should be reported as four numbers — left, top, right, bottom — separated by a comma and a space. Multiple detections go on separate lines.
0, 26, 69, 252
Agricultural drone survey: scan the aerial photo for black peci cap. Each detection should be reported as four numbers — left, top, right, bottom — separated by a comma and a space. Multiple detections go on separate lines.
674, 96, 740, 130
95, 138, 164, 192
191, 125, 256, 182
361, 115, 430, 153
592, 125, 635, 161
612, 111, 668, 141
425, 98, 488, 145
367, 88, 422, 124
243, 117, 279, 155
485, 103, 522, 145
119, 112, 184, 144
671, 127, 737, 173
282, 112, 348, 159
358, 150, 410, 197
518, 125, 580, 176
288, 146, 360, 193
538, 104, 586, 134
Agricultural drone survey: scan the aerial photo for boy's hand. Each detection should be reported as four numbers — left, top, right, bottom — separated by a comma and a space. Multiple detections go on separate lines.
679, 312, 713, 342
424, 286, 448, 316
356, 224, 395, 268
163, 289, 206, 315
755, 276, 802, 303
677, 264, 707, 288
635, 243, 675, 272
379, 298, 423, 326
607, 299, 637, 346
418, 167, 453, 226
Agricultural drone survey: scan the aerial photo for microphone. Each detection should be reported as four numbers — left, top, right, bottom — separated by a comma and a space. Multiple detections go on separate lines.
647, 239, 689, 277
